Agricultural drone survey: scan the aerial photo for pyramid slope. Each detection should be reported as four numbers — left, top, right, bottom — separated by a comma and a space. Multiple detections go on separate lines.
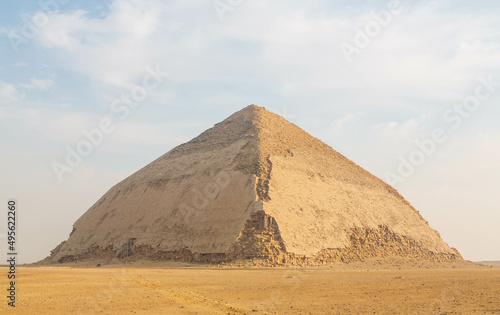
48, 106, 262, 263
45, 105, 461, 265
250, 108, 455, 258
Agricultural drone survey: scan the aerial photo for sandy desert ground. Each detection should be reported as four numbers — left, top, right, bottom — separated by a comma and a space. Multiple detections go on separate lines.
1, 262, 499, 314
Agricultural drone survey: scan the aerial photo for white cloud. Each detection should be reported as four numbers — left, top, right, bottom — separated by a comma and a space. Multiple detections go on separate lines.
332, 112, 356, 130
0, 81, 19, 104
20, 78, 55, 90
373, 118, 419, 141
7, 107, 97, 144
107, 121, 188, 147
36, 0, 174, 88
28, 0, 500, 110
0, 107, 11, 119
223, 1, 500, 107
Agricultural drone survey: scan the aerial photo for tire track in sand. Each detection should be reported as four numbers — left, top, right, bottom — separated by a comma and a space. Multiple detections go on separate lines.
128, 270, 262, 314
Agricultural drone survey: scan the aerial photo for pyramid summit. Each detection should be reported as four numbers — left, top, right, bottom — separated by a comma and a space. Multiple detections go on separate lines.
45, 105, 462, 265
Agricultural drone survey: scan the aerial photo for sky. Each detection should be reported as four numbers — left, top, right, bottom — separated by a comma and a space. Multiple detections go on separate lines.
0, 0, 499, 264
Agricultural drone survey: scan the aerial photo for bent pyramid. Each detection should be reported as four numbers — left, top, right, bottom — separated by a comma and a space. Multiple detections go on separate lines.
46, 105, 462, 265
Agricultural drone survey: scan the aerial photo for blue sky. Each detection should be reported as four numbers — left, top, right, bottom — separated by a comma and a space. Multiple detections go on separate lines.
1, 0, 499, 263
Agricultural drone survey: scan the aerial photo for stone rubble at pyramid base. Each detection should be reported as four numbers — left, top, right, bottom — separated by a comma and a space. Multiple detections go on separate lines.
47, 223, 462, 267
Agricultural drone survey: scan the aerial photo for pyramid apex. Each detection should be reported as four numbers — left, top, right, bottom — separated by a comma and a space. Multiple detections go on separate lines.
246, 104, 264, 109
239, 104, 268, 114
220, 104, 270, 124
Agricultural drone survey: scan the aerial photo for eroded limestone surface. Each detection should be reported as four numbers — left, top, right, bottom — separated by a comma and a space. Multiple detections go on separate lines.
43, 105, 462, 265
